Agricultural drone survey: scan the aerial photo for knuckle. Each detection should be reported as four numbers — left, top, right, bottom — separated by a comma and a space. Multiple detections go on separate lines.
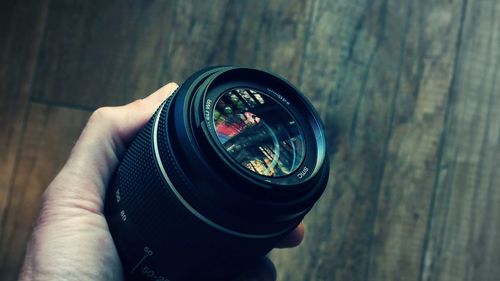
89, 106, 114, 122
129, 98, 147, 110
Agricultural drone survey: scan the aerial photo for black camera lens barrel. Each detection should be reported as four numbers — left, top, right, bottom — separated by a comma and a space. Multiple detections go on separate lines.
104, 66, 329, 280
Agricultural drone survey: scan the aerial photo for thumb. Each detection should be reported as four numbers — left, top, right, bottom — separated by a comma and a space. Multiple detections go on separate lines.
45, 83, 178, 206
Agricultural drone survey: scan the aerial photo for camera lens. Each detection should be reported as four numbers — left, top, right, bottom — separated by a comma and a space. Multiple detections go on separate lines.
104, 66, 329, 281
213, 88, 305, 177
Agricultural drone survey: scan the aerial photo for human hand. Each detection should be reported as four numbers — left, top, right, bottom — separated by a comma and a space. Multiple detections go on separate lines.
19, 83, 304, 281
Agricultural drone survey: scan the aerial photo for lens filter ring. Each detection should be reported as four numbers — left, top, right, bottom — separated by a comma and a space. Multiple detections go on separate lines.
198, 67, 327, 190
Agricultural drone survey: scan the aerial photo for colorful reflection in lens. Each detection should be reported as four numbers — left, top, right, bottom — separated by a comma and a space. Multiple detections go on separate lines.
213, 88, 305, 177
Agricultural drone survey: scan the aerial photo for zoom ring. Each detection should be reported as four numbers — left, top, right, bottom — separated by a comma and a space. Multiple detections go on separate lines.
105, 98, 279, 281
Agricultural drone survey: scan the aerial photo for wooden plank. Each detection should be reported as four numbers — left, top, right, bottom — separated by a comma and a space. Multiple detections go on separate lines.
270, 0, 466, 280
31, 0, 310, 109
0, 0, 49, 244
365, 0, 469, 280
164, 0, 310, 84
0, 103, 91, 280
420, 0, 500, 280
2, 0, 500, 280
30, 0, 173, 108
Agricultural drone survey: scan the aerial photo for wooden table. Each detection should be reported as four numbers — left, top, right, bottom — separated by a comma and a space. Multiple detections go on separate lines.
1, 0, 499, 280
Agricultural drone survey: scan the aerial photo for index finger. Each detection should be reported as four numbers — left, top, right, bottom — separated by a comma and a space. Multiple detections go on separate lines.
275, 222, 305, 248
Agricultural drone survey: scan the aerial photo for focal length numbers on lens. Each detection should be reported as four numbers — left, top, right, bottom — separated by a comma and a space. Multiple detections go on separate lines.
116, 189, 127, 221
115, 189, 121, 203
116, 187, 169, 280
136, 247, 170, 281
131, 246, 171, 280
131, 246, 154, 273
142, 266, 170, 281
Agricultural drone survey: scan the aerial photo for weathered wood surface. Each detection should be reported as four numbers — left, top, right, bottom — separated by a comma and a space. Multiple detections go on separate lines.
1, 0, 499, 280
0, 1, 50, 279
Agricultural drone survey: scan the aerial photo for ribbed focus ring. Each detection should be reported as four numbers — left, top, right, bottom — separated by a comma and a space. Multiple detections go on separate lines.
111, 99, 175, 234
156, 95, 193, 210
106, 97, 283, 280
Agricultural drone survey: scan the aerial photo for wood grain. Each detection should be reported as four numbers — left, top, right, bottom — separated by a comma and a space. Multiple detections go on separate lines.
0, 0, 49, 247
270, 0, 466, 280
420, 0, 500, 280
31, 0, 310, 108
0, 103, 90, 280
1, 0, 499, 280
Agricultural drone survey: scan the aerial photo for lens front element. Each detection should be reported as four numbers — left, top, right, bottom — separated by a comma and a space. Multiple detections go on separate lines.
213, 88, 305, 177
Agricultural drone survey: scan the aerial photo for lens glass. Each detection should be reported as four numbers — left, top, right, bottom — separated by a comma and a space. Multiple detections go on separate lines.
213, 88, 305, 177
